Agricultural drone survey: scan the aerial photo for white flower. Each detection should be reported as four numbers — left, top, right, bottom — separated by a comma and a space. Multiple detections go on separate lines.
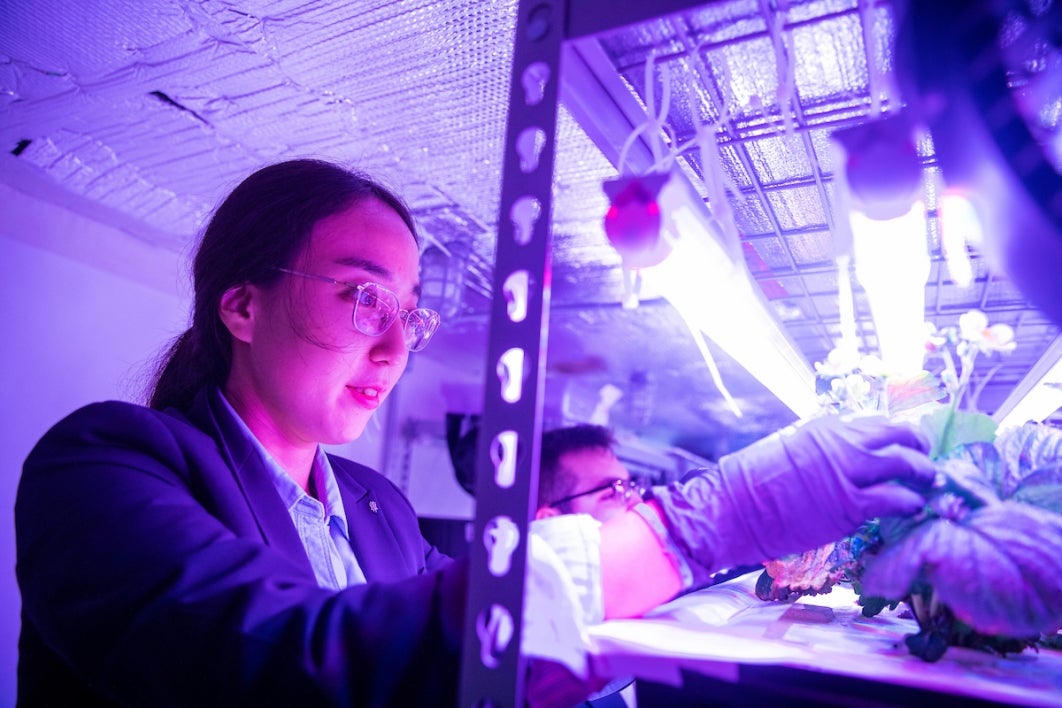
924, 321, 949, 352
816, 346, 860, 377
958, 309, 1016, 354
983, 324, 1016, 353
844, 373, 871, 404
958, 310, 989, 341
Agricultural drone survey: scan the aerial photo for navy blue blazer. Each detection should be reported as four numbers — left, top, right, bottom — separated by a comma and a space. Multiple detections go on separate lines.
16, 388, 465, 707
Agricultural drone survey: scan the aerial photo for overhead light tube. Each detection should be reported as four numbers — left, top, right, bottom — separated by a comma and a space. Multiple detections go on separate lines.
832, 115, 931, 376
603, 169, 818, 418
849, 203, 931, 376
994, 334, 1062, 428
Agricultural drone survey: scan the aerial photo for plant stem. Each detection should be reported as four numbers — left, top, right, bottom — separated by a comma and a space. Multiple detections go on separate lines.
938, 348, 976, 457
910, 593, 927, 627
938, 397, 959, 458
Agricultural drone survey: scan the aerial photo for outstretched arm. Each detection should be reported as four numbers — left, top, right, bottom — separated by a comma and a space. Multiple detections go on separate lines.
596, 415, 935, 617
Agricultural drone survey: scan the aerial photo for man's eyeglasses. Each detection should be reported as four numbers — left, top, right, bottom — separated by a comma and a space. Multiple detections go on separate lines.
275, 268, 441, 352
548, 478, 646, 508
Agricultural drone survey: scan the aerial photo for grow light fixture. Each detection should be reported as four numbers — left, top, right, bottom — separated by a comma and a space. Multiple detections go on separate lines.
832, 115, 931, 377
848, 203, 930, 376
994, 335, 1062, 429
602, 169, 818, 419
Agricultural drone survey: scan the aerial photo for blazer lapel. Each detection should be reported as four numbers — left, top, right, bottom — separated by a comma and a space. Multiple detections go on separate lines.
338, 478, 382, 580
186, 388, 314, 576
336, 470, 410, 583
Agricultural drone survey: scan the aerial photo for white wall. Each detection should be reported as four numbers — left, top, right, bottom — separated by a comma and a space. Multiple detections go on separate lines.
0, 187, 191, 704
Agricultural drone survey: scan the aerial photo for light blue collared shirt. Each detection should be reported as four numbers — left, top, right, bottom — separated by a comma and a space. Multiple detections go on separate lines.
217, 392, 367, 589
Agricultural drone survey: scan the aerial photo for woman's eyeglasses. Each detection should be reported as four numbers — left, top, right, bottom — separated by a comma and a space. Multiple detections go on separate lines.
275, 268, 441, 352
549, 478, 646, 507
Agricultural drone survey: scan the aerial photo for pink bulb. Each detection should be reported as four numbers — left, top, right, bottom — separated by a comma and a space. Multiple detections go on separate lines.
603, 179, 672, 268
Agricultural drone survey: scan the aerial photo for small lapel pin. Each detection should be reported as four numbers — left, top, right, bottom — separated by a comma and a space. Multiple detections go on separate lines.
369, 500, 379, 514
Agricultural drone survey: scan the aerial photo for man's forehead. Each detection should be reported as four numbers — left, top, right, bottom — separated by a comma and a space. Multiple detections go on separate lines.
559, 446, 628, 479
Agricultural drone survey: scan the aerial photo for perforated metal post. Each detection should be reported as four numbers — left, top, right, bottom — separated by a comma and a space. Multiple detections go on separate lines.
457, 1, 565, 706
455, 3, 730, 705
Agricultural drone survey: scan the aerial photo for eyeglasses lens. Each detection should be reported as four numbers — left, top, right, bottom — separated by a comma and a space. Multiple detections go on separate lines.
618, 479, 644, 500
353, 283, 441, 352
403, 309, 441, 352
353, 284, 400, 336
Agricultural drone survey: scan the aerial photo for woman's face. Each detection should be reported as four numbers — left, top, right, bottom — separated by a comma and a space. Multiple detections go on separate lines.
223, 197, 420, 453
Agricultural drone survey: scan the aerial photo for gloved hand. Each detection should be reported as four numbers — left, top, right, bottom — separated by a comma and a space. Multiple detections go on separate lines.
649, 415, 935, 586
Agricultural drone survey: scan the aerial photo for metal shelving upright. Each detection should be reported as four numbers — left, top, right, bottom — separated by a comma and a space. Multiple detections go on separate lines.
457, 2, 709, 706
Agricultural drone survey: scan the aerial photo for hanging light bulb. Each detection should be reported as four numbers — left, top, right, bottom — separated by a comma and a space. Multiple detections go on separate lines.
602, 172, 672, 269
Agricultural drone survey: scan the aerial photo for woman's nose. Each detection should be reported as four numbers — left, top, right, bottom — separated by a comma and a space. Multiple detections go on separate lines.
370, 320, 408, 363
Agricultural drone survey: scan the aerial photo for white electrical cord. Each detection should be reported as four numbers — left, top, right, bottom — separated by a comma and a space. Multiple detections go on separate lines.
617, 52, 677, 176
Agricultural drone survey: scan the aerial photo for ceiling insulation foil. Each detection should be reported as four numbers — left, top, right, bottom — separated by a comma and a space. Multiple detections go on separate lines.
744, 133, 813, 185
2, 0, 1059, 458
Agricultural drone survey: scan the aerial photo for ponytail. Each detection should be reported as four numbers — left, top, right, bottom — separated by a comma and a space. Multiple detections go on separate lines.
148, 324, 229, 411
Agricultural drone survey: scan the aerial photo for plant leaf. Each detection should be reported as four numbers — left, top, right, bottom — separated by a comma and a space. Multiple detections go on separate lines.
886, 372, 945, 416
876, 515, 923, 545
949, 442, 1004, 489
858, 594, 900, 619
935, 455, 1000, 508
861, 501, 1062, 637
919, 407, 996, 459
858, 528, 927, 603
997, 423, 1062, 499
906, 628, 949, 662
1012, 464, 1062, 515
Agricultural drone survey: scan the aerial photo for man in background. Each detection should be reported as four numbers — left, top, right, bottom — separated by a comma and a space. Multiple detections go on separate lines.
535, 424, 645, 523
534, 423, 643, 708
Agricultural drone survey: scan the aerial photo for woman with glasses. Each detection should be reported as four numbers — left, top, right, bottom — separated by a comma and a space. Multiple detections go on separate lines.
16, 159, 939, 707
17, 159, 462, 706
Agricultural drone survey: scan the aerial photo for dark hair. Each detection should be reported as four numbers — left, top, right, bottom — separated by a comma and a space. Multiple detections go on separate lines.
537, 424, 616, 509
149, 159, 418, 411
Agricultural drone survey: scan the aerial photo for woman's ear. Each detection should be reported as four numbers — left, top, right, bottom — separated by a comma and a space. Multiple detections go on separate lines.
218, 283, 256, 344
534, 505, 561, 520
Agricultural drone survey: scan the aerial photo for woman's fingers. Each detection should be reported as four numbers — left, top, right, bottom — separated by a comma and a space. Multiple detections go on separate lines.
849, 442, 937, 489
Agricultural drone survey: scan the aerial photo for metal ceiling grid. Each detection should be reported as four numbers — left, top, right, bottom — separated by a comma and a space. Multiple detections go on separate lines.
597, 2, 873, 357
579, 0, 1059, 418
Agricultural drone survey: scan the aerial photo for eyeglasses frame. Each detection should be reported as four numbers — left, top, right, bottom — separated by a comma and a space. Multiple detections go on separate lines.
273, 267, 440, 351
548, 477, 646, 508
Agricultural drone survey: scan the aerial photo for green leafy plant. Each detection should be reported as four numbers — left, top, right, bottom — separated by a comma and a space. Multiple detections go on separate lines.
756, 311, 1062, 661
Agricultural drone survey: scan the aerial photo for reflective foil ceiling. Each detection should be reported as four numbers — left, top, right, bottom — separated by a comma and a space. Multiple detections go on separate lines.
2, 0, 1059, 461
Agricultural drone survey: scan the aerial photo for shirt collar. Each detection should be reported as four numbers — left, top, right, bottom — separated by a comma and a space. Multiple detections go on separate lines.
214, 389, 350, 538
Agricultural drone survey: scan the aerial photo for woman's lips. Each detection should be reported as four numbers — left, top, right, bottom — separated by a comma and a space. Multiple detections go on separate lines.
348, 385, 383, 409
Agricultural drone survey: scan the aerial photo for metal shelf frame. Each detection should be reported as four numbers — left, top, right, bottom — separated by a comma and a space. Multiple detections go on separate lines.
458, 2, 713, 706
